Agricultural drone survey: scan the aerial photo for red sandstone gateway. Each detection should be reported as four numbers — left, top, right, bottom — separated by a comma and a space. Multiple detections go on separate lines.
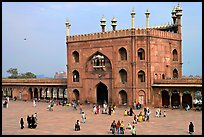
2, 4, 202, 109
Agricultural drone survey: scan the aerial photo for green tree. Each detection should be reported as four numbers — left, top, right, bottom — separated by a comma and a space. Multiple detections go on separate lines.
6, 68, 36, 79
7, 68, 18, 78
23, 72, 36, 78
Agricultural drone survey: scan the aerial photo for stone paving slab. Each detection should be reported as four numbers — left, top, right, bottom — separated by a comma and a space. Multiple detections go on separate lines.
2, 100, 202, 135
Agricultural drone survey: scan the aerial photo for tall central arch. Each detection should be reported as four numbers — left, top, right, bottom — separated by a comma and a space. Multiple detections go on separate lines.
96, 82, 108, 105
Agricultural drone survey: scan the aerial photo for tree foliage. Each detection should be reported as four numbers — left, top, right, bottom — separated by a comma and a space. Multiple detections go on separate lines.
6, 68, 36, 79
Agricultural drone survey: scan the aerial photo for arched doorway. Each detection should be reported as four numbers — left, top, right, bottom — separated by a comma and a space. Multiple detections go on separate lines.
28, 88, 33, 100
73, 89, 80, 101
182, 93, 192, 108
138, 90, 146, 105
96, 82, 108, 105
171, 91, 180, 107
161, 90, 170, 107
34, 88, 38, 99
119, 90, 127, 105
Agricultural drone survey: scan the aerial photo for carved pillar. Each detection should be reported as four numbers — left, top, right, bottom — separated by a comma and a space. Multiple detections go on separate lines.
32, 88, 34, 100
169, 92, 172, 108
179, 92, 183, 109
191, 91, 195, 109
38, 88, 40, 100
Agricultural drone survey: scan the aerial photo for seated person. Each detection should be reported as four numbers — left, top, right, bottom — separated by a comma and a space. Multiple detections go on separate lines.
124, 110, 128, 116
126, 123, 132, 130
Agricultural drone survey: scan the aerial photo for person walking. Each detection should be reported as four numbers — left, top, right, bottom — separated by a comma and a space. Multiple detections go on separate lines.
81, 111, 86, 123
189, 122, 194, 134
79, 103, 83, 114
75, 120, 80, 131
110, 120, 116, 135
130, 125, 136, 135
33, 99, 36, 107
20, 118, 24, 129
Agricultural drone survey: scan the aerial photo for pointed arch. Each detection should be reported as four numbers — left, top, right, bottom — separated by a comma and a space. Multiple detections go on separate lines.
96, 82, 108, 105
73, 70, 79, 82
172, 49, 178, 61
119, 69, 127, 83
119, 90, 128, 105
73, 51, 79, 63
119, 47, 127, 61
138, 70, 145, 82
138, 48, 145, 60
73, 89, 80, 101
173, 69, 178, 78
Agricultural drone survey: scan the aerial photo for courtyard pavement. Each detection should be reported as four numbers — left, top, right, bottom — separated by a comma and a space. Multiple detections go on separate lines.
2, 100, 202, 135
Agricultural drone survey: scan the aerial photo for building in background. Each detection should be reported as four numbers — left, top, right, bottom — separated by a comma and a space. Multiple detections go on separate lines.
54, 71, 67, 78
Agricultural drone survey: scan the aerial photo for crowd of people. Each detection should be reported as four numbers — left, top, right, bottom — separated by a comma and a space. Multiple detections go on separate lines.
3, 97, 198, 135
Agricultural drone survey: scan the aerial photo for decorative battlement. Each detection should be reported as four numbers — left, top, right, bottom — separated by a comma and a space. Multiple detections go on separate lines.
67, 29, 131, 42
67, 27, 180, 42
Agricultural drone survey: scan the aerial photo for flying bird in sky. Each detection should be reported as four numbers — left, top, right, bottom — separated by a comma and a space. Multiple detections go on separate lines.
24, 38, 27, 40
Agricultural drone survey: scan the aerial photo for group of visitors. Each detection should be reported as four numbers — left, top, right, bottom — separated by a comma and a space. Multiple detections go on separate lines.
93, 104, 101, 114
27, 113, 38, 129
20, 113, 38, 129
133, 102, 141, 110
110, 120, 124, 135
124, 107, 134, 116
155, 108, 166, 118
110, 120, 137, 135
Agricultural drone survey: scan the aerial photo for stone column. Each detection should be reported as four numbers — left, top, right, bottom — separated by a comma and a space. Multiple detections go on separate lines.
191, 91, 195, 109
38, 88, 40, 100
32, 88, 35, 100
179, 92, 183, 109
169, 92, 172, 108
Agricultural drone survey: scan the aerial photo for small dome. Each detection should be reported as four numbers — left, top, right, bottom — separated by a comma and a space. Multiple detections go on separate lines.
112, 16, 117, 22
101, 15, 106, 22
176, 3, 182, 12
171, 6, 176, 14
145, 9, 150, 15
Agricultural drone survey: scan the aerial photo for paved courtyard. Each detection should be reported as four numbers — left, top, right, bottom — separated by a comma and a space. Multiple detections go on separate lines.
2, 100, 202, 135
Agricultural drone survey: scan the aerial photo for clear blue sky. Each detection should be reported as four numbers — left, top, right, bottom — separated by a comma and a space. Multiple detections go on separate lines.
2, 2, 202, 78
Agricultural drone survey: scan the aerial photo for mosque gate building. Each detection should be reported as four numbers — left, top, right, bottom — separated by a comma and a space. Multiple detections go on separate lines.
2, 4, 202, 108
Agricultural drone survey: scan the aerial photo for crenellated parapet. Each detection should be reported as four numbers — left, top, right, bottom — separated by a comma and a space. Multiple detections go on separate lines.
67, 29, 132, 42
149, 29, 180, 40
67, 27, 180, 43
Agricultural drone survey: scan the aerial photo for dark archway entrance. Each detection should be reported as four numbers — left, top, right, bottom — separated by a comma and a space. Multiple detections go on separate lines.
162, 90, 170, 107
34, 88, 38, 99
119, 90, 127, 105
171, 92, 180, 107
29, 88, 33, 100
96, 82, 108, 105
182, 94, 192, 108
73, 89, 80, 101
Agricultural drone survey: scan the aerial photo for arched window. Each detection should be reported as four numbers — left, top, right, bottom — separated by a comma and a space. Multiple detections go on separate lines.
138, 48, 145, 60
173, 69, 178, 78
92, 54, 105, 70
162, 74, 165, 79
119, 69, 127, 83
119, 47, 127, 61
73, 70, 79, 82
138, 70, 145, 82
172, 49, 178, 61
73, 51, 79, 63
155, 73, 158, 79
